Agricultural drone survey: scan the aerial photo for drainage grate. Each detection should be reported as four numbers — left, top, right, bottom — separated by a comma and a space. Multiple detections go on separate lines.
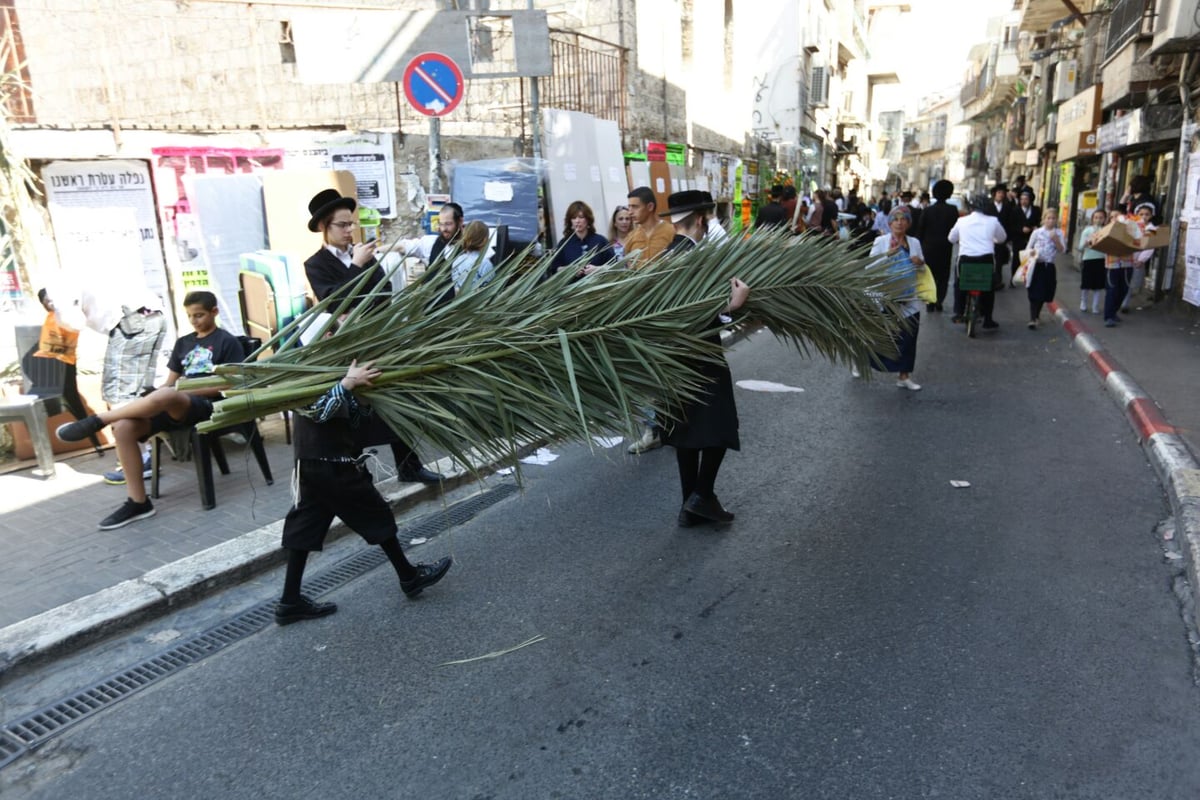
0, 731, 24, 770
0, 482, 518, 771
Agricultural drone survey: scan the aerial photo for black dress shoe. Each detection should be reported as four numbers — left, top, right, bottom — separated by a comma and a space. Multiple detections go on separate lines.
275, 595, 338, 626
399, 466, 444, 483
982, 319, 999, 329
677, 507, 706, 528
401, 556, 452, 598
683, 492, 734, 523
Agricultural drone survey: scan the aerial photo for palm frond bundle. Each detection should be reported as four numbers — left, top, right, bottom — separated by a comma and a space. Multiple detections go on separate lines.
185, 233, 903, 469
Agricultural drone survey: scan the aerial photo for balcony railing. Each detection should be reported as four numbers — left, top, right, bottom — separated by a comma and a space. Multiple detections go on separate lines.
1104, 0, 1152, 61
542, 30, 627, 131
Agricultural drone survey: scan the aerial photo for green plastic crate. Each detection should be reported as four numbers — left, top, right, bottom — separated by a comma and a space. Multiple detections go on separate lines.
958, 261, 994, 291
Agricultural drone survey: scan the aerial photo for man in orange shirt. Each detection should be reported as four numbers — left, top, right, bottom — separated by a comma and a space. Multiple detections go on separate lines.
623, 186, 675, 268
622, 186, 675, 453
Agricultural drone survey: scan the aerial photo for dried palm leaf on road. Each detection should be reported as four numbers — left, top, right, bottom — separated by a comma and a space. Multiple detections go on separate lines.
184, 233, 902, 471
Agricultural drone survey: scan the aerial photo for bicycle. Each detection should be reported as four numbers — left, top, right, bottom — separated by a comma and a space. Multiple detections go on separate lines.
957, 259, 994, 338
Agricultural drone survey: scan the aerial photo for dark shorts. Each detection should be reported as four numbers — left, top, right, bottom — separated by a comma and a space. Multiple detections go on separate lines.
281, 459, 397, 552
141, 395, 214, 440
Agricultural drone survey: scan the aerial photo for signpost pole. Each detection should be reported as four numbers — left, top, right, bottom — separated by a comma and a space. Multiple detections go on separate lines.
429, 116, 442, 194
528, 0, 541, 161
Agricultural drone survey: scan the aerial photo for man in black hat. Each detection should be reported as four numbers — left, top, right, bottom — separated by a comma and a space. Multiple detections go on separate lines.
657, 190, 750, 528
1010, 187, 1041, 286
663, 190, 716, 253
303, 189, 443, 484
981, 183, 1018, 290
915, 179, 959, 311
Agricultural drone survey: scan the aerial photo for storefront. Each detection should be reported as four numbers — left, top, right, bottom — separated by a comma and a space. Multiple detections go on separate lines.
1097, 104, 1186, 297
1097, 105, 1185, 220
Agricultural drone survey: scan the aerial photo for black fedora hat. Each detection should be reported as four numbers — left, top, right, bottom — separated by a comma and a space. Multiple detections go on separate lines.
307, 189, 357, 232
658, 189, 715, 223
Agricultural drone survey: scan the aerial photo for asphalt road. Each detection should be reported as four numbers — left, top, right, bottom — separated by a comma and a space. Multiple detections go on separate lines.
4, 295, 1200, 799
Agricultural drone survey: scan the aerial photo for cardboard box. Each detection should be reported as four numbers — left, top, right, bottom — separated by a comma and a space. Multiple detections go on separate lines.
1089, 219, 1170, 256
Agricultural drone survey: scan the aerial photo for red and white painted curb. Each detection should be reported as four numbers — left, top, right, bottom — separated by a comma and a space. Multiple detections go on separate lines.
1049, 301, 1200, 611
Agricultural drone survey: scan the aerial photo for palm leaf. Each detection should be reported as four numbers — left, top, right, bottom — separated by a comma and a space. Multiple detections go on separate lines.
186, 232, 903, 470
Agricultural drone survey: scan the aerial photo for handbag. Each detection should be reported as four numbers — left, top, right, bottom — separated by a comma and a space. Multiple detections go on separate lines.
915, 265, 937, 303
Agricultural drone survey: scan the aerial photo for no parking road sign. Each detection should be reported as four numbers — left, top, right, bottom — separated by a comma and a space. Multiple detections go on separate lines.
403, 52, 465, 117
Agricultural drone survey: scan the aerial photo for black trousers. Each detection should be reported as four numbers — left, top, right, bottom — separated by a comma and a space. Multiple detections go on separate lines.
282, 460, 397, 552
995, 243, 1011, 283
952, 255, 997, 323
1009, 238, 1029, 281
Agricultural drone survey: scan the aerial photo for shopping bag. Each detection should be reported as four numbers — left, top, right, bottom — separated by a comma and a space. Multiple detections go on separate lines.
915, 266, 937, 303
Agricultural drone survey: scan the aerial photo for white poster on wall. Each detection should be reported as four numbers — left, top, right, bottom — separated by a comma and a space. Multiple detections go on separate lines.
1183, 152, 1200, 227
285, 132, 397, 218
542, 108, 607, 249
1184, 224, 1200, 307
42, 159, 170, 304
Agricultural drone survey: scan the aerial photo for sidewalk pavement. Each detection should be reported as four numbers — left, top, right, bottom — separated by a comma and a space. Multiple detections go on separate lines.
1, 290, 1198, 680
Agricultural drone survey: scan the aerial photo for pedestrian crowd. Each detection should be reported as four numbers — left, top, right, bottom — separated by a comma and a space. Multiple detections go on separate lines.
48, 171, 1161, 626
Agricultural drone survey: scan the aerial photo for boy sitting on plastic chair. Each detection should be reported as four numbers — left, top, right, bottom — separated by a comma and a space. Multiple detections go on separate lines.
56, 291, 244, 530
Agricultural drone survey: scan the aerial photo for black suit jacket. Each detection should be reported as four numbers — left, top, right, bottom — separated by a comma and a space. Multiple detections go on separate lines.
755, 202, 789, 229
915, 201, 959, 266
303, 248, 386, 309
1012, 204, 1041, 247
983, 200, 1022, 242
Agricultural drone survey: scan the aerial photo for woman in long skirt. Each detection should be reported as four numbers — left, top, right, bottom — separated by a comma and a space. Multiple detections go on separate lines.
867, 206, 924, 391
1076, 209, 1107, 314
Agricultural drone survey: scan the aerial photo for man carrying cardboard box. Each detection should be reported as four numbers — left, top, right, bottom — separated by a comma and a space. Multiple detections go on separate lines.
1088, 203, 1169, 326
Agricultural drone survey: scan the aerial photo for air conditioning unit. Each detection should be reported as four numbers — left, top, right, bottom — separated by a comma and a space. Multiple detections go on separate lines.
1052, 59, 1078, 103
810, 66, 828, 106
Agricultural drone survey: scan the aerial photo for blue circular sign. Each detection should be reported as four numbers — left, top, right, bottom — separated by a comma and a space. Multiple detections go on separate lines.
403, 52, 465, 117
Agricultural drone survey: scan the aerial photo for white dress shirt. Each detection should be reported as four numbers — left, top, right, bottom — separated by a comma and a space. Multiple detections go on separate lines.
706, 216, 729, 242
325, 243, 354, 268
948, 212, 1007, 257
394, 234, 440, 264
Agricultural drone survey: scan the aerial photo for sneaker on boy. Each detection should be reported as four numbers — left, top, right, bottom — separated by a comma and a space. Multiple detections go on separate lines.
103, 452, 153, 485
99, 498, 156, 530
